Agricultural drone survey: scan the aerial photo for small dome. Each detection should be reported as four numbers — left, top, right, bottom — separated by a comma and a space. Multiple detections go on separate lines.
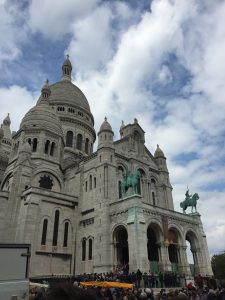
62, 56, 72, 68
99, 117, 112, 132
154, 144, 165, 158
120, 120, 125, 130
3, 113, 11, 126
61, 55, 72, 81
41, 79, 51, 98
20, 101, 63, 137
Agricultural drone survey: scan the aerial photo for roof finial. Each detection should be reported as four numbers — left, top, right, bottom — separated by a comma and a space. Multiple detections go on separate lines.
104, 117, 107, 122
61, 55, 72, 81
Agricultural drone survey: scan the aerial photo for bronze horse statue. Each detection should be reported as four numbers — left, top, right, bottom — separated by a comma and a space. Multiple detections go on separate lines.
121, 170, 142, 196
180, 192, 199, 213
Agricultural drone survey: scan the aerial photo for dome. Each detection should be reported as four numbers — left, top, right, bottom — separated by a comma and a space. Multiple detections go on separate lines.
48, 80, 90, 112
41, 79, 51, 98
20, 100, 63, 137
99, 117, 112, 132
3, 113, 11, 126
120, 120, 125, 130
154, 144, 165, 158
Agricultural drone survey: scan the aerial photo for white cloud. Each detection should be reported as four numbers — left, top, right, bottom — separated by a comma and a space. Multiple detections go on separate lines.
68, 5, 113, 74
28, 0, 100, 39
0, 86, 37, 131
0, 1, 27, 64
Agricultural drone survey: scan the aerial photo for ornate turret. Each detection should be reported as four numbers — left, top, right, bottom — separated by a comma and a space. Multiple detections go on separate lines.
3, 113, 11, 126
98, 117, 114, 149
120, 121, 125, 138
154, 144, 167, 171
0, 113, 12, 152
154, 144, 165, 158
61, 55, 72, 81
41, 79, 51, 99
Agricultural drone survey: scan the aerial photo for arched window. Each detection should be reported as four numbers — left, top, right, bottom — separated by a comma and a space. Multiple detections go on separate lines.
85, 138, 89, 154
28, 138, 31, 145
52, 210, 59, 246
118, 181, 122, 199
41, 219, 48, 245
39, 175, 53, 190
89, 175, 92, 190
44, 140, 50, 154
76, 134, 83, 150
94, 177, 96, 188
85, 181, 87, 192
63, 222, 69, 247
32, 138, 37, 152
88, 239, 93, 260
66, 131, 73, 147
137, 169, 145, 195
118, 166, 124, 175
82, 239, 86, 261
152, 192, 156, 206
50, 142, 55, 156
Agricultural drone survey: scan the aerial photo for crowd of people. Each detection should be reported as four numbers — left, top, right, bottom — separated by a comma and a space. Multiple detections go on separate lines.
30, 280, 225, 300
29, 267, 222, 300
31, 270, 215, 290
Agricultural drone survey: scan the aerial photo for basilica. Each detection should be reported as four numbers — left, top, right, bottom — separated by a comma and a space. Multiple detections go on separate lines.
0, 58, 212, 277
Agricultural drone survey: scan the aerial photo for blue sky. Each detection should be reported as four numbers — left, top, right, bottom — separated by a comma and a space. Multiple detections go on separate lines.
0, 0, 225, 256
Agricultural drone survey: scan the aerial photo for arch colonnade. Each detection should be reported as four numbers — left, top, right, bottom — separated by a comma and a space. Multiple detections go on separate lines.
112, 221, 202, 276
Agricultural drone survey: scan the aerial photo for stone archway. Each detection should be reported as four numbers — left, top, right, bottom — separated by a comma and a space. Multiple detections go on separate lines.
147, 224, 162, 273
168, 229, 179, 273
113, 225, 129, 268
186, 231, 199, 276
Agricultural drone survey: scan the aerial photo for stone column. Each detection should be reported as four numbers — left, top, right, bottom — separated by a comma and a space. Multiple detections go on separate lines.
159, 241, 172, 272
127, 206, 149, 272
179, 245, 191, 275
192, 246, 202, 275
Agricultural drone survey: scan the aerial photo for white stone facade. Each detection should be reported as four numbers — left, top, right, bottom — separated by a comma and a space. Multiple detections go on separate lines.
0, 58, 213, 277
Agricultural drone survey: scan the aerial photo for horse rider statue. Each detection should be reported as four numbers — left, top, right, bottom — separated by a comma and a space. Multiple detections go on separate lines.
121, 170, 142, 196
180, 188, 199, 213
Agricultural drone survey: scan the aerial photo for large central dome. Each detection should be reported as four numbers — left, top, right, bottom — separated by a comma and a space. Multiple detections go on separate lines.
49, 80, 90, 112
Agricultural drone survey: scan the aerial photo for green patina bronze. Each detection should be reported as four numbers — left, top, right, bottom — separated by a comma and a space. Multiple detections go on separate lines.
180, 189, 199, 213
121, 170, 141, 196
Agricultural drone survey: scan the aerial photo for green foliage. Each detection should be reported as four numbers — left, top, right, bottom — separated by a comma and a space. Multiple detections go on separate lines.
211, 252, 225, 279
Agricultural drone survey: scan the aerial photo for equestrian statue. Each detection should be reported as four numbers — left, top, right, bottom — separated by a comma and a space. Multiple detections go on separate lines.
180, 188, 199, 213
121, 170, 142, 196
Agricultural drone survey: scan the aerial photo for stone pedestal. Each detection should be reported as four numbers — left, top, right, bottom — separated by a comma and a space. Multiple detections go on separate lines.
127, 206, 149, 272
